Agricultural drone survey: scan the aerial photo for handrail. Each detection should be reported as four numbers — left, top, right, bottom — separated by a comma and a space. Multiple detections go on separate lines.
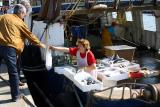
89, 82, 156, 104
21, 94, 37, 107
94, 83, 148, 92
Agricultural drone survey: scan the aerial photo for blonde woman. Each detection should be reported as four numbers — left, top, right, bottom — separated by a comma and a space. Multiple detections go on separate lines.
50, 39, 97, 78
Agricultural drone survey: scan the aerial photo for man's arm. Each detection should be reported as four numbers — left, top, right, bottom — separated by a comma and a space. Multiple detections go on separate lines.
20, 25, 46, 49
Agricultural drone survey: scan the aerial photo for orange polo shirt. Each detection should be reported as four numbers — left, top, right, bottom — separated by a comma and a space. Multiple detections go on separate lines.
0, 14, 41, 54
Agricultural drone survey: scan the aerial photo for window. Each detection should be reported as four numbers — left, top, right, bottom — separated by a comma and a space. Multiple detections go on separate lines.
0, 1, 2, 6
142, 13, 156, 32
30, 0, 41, 6
112, 12, 117, 19
125, 11, 133, 21
143, 0, 153, 4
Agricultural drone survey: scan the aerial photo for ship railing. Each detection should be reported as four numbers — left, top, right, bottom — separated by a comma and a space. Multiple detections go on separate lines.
86, 83, 160, 107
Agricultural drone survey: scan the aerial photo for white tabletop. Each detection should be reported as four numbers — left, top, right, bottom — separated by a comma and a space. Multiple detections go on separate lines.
104, 45, 136, 51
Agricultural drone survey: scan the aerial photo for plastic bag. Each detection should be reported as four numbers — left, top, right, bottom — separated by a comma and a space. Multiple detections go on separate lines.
45, 47, 52, 70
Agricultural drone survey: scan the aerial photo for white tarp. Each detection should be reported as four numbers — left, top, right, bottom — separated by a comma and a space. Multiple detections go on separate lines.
32, 21, 64, 46
32, 21, 64, 61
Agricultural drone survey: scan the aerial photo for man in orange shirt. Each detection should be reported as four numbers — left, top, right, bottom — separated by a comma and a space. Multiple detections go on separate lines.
0, 4, 46, 102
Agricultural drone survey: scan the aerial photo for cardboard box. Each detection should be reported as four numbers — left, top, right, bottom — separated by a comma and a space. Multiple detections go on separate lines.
104, 45, 136, 61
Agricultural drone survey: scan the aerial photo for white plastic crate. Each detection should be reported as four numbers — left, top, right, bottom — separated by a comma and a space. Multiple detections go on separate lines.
54, 66, 76, 75
140, 70, 160, 77
63, 66, 77, 80
147, 70, 159, 77
126, 63, 140, 70
111, 61, 130, 68
102, 71, 129, 88
100, 58, 130, 67
54, 66, 66, 74
73, 71, 103, 92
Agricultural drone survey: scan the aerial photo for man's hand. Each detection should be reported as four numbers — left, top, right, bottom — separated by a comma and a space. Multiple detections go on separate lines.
40, 43, 46, 49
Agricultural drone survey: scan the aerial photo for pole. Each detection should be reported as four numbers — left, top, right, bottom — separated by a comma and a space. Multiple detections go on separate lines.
17, 0, 20, 3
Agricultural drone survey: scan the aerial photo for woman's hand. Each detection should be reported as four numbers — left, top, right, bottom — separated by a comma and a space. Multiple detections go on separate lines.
79, 66, 87, 71
49, 45, 55, 51
49, 46, 69, 53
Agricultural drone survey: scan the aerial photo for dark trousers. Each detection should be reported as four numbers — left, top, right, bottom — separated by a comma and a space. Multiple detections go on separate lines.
0, 45, 20, 100
17, 55, 21, 80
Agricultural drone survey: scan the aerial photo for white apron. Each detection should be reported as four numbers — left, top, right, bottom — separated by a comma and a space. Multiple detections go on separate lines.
76, 50, 97, 79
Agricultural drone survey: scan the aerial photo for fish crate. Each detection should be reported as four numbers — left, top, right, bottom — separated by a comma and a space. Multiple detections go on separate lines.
73, 71, 103, 92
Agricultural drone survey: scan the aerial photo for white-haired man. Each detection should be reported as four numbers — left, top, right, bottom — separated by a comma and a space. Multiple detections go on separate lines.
7, 0, 32, 86
0, 4, 46, 102
7, 0, 31, 27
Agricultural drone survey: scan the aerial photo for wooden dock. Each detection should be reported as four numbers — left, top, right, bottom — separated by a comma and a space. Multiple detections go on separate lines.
0, 64, 36, 107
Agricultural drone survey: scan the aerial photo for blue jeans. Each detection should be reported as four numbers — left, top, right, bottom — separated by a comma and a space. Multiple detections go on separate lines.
0, 45, 20, 100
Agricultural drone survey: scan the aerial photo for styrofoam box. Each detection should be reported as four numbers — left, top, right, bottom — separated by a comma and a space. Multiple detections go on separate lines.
126, 62, 140, 70
63, 66, 77, 80
54, 66, 76, 76
111, 61, 130, 68
99, 67, 126, 75
101, 58, 130, 66
102, 72, 129, 88
146, 70, 160, 77
99, 67, 129, 88
103, 72, 129, 81
102, 79, 118, 88
101, 58, 112, 65
73, 71, 103, 92
54, 66, 67, 74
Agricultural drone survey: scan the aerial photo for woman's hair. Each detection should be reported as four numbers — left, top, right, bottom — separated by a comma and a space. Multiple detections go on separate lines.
76, 39, 90, 50
13, 4, 26, 14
